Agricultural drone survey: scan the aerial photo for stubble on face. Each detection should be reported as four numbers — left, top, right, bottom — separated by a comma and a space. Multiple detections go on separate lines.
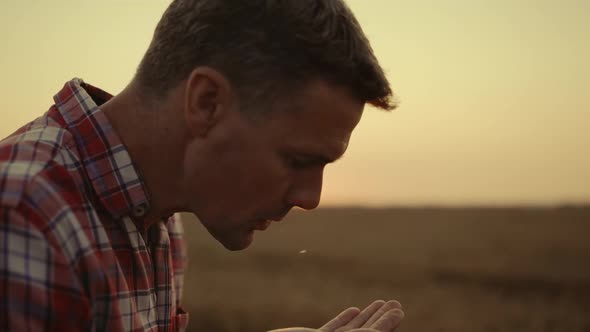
185, 79, 365, 250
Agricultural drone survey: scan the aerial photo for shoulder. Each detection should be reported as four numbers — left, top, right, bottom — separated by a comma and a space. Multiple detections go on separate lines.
0, 121, 78, 208
0, 121, 93, 260
1, 172, 97, 272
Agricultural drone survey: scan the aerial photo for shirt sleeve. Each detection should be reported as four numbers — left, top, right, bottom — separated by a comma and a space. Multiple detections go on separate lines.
0, 207, 92, 331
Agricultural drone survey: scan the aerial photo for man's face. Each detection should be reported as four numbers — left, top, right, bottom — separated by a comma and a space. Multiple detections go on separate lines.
184, 80, 364, 250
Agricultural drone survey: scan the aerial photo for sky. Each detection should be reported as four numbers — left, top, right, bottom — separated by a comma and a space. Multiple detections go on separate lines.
0, 0, 588, 207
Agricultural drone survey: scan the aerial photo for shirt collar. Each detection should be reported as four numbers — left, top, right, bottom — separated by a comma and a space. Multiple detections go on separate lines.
53, 78, 151, 220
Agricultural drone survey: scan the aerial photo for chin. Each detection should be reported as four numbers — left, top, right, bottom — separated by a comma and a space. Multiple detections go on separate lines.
217, 229, 255, 251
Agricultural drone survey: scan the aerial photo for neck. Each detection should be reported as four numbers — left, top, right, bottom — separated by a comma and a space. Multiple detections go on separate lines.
100, 82, 189, 228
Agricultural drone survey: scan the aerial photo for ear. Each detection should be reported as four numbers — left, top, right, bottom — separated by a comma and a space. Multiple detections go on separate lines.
184, 67, 232, 137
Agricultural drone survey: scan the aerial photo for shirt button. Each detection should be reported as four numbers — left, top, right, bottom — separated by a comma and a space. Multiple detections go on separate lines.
133, 205, 146, 217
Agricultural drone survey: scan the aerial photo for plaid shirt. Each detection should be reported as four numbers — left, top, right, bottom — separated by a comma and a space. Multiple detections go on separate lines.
0, 79, 189, 331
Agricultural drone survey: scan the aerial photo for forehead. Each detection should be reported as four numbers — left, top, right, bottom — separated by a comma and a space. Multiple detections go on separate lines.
264, 80, 364, 158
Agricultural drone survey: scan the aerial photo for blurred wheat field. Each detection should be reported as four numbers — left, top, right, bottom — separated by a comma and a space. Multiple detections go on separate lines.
179, 207, 590, 332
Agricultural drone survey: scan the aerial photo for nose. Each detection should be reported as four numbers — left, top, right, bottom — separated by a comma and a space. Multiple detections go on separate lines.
286, 168, 324, 210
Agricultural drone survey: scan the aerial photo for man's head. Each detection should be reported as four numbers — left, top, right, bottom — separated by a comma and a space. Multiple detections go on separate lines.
135, 0, 396, 112
133, 0, 396, 250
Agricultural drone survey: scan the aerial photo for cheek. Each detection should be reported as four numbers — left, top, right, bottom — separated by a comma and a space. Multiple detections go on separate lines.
181, 146, 201, 193
248, 156, 291, 194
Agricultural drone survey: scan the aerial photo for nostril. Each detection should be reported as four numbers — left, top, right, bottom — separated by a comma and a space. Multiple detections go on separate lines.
286, 179, 323, 210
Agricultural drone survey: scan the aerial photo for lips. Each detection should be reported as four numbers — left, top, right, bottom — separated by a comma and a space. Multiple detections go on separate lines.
268, 210, 290, 222
252, 209, 291, 231
253, 220, 272, 231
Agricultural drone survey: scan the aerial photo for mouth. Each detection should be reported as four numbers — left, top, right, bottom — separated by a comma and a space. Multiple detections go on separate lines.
253, 219, 272, 231
268, 210, 290, 223
251, 209, 291, 231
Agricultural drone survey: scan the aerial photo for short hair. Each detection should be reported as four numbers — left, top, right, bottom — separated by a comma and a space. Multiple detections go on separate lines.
135, 0, 397, 111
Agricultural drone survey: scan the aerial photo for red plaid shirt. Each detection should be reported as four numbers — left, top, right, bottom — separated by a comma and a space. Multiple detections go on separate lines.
0, 79, 189, 331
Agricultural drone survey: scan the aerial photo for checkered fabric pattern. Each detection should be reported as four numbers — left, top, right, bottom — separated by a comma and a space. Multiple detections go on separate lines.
0, 79, 189, 331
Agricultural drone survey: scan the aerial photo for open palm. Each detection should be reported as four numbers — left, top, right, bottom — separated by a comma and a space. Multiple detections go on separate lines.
268, 299, 404, 332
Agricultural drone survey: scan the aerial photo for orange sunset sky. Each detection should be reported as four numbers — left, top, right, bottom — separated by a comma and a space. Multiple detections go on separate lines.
1, 0, 588, 206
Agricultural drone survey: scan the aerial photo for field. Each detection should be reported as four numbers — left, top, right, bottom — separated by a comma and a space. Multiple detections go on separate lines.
179, 207, 590, 332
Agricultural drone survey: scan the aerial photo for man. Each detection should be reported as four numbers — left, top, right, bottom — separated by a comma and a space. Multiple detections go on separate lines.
0, 0, 404, 331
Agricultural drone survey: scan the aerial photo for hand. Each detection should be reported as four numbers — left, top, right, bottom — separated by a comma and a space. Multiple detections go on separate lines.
268, 299, 404, 332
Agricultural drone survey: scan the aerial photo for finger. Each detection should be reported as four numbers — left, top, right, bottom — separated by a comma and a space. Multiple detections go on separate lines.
371, 309, 404, 332
363, 300, 402, 327
320, 307, 361, 331
341, 300, 386, 329
267, 329, 318, 332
